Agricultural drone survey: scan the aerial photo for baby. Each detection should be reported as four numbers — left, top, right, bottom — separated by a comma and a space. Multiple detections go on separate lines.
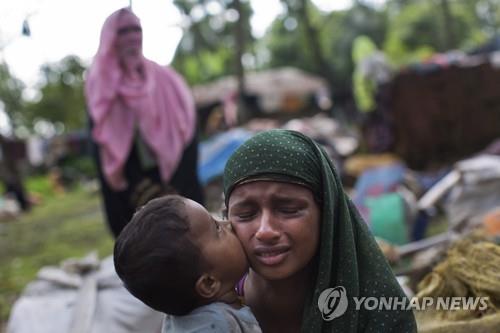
114, 194, 261, 333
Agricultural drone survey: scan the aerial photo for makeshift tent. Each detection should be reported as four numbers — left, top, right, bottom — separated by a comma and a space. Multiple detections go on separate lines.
192, 67, 330, 114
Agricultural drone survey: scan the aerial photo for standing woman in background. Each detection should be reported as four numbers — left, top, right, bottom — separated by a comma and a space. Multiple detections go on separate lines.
85, 7, 203, 237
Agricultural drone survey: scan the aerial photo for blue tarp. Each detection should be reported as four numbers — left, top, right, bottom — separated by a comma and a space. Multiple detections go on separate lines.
352, 163, 409, 244
353, 163, 406, 204
197, 129, 253, 185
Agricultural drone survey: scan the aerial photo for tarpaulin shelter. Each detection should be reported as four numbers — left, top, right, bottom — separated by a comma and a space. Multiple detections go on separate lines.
192, 67, 330, 115
386, 53, 500, 170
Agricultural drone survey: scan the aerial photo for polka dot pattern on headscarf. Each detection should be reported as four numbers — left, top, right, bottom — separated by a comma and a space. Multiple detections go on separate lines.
224, 130, 322, 203
223, 129, 417, 333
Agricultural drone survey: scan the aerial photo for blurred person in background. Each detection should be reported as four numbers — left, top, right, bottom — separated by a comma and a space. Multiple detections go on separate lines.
0, 135, 31, 212
85, 7, 203, 238
351, 35, 394, 153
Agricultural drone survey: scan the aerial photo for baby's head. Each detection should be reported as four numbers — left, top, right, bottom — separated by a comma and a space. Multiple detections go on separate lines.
114, 195, 248, 315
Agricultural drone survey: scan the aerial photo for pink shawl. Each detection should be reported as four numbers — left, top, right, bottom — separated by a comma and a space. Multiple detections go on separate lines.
85, 8, 195, 191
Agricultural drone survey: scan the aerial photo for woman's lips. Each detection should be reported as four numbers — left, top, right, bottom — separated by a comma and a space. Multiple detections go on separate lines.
254, 245, 290, 266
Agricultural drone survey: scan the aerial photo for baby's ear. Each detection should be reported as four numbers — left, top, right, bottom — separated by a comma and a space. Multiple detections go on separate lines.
195, 274, 221, 299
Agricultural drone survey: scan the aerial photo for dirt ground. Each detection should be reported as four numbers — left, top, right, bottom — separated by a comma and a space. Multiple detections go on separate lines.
0, 188, 111, 330
0, 179, 225, 331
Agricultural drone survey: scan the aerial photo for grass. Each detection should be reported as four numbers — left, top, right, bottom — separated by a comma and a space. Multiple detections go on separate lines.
0, 186, 113, 329
25, 175, 58, 199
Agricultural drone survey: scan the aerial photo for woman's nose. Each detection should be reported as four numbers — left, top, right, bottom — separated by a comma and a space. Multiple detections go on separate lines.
255, 210, 280, 242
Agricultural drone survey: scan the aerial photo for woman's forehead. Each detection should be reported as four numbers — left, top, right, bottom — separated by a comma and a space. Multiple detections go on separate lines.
229, 181, 313, 202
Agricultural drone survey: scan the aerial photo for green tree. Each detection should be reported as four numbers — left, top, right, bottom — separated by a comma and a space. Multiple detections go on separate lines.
383, 0, 489, 65
264, 12, 314, 74
322, 2, 387, 88
25, 55, 86, 133
281, 0, 333, 79
172, 0, 255, 85
263, 1, 325, 75
0, 61, 26, 130
264, 1, 386, 92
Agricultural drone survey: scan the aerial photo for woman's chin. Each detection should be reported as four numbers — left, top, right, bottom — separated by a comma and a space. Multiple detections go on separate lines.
252, 264, 294, 281
251, 258, 314, 282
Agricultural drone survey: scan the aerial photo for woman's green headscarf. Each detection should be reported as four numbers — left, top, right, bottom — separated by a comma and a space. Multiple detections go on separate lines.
224, 129, 416, 332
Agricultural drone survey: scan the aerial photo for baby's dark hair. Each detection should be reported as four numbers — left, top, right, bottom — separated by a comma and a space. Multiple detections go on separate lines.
114, 194, 206, 315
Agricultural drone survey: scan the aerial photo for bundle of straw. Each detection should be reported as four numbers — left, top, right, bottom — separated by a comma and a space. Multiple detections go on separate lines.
415, 231, 500, 332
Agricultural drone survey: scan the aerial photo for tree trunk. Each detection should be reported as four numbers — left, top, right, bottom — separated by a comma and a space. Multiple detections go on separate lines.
292, 0, 334, 83
440, 0, 456, 50
233, 0, 247, 122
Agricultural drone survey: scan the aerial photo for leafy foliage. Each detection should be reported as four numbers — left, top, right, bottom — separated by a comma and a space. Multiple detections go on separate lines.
383, 0, 489, 65
0, 62, 25, 130
1, 0, 500, 134
264, 2, 387, 91
24, 55, 87, 135
172, 0, 255, 85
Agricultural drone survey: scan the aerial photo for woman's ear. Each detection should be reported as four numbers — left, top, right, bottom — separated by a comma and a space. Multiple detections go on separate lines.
195, 274, 221, 299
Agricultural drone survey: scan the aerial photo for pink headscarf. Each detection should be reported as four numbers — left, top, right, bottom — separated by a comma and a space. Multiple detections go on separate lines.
85, 8, 195, 191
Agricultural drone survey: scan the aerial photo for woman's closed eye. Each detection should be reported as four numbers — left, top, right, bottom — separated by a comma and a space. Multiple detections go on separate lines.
232, 211, 256, 222
278, 207, 301, 215
278, 207, 299, 214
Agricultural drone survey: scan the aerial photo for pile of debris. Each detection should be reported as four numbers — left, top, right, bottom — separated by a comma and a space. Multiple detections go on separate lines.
387, 53, 500, 170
